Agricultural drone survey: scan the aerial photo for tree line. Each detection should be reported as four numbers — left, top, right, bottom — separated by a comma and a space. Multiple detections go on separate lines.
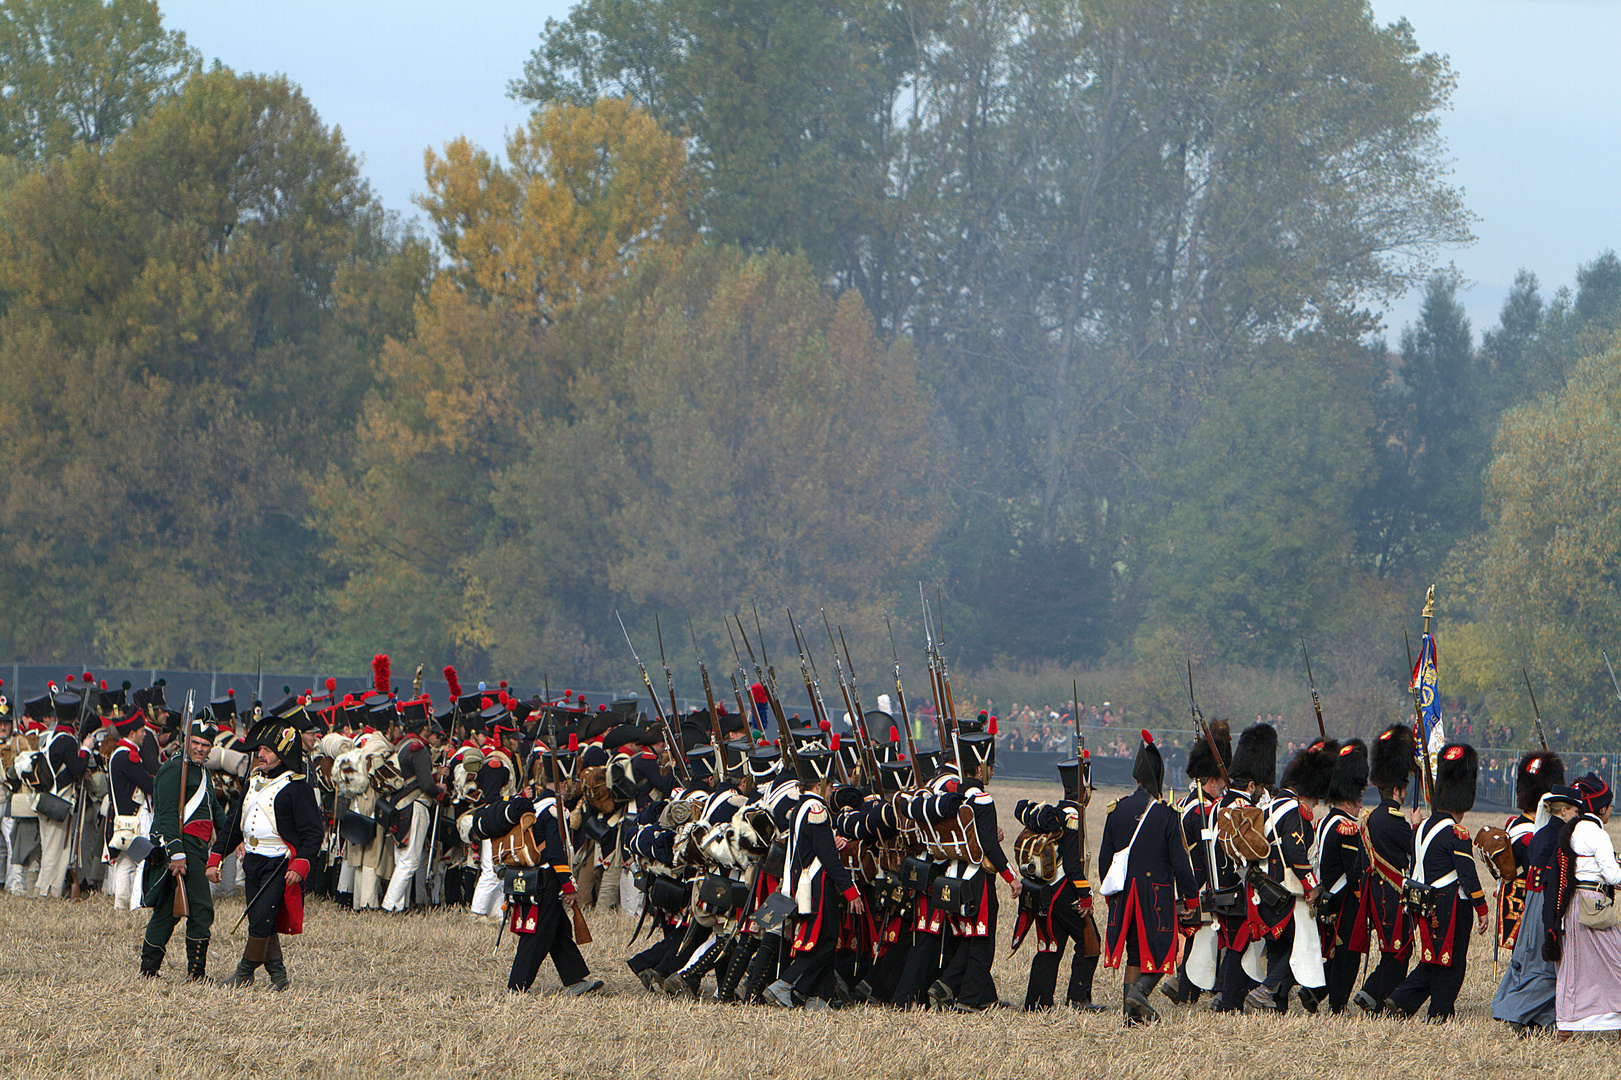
2, 0, 1618, 748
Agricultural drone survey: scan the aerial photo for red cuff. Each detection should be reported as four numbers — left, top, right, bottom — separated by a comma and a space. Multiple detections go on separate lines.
207, 853, 222, 869
1184, 896, 1200, 910
1475, 900, 1489, 915
1000, 868, 1016, 884
842, 886, 860, 902
288, 858, 310, 879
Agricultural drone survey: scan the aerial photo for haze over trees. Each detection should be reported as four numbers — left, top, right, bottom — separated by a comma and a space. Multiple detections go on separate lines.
4, 0, 1621, 748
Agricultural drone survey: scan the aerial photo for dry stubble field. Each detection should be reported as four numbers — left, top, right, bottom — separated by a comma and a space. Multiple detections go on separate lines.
1, 779, 1616, 1080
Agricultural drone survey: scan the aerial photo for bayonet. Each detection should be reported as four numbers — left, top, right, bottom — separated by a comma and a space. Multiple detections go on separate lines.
1302, 640, 1326, 740
1522, 669, 1549, 753
689, 615, 728, 776
616, 611, 690, 784
884, 611, 924, 780
656, 614, 679, 724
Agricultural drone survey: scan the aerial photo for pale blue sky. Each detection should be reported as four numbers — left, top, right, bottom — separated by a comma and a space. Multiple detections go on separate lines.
163, 0, 1621, 342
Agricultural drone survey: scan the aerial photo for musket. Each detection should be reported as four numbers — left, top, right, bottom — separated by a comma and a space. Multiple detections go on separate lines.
1187, 662, 1229, 790
1522, 669, 1549, 753
724, 620, 755, 732
923, 590, 962, 771
545, 699, 591, 945
1186, 664, 1225, 913
918, 584, 951, 756
752, 603, 777, 696
688, 615, 728, 778
1302, 640, 1326, 741
656, 614, 680, 729
616, 611, 691, 785
172, 688, 197, 918
735, 615, 799, 775
885, 612, 925, 781
794, 615, 849, 786
837, 623, 883, 790
255, 650, 263, 711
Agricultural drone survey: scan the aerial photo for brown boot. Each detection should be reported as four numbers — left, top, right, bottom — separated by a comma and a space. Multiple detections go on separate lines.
214, 935, 269, 988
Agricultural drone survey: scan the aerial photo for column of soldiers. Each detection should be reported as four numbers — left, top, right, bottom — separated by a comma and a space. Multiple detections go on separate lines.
0, 658, 1594, 1028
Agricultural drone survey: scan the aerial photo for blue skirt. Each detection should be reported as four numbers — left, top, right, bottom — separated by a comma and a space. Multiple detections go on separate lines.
1491, 887, 1557, 1028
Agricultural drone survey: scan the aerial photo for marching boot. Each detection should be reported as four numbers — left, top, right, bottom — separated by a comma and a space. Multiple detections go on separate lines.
214, 935, 269, 988
264, 933, 290, 991
1124, 974, 1162, 1024
740, 934, 781, 1004
185, 938, 209, 982
717, 936, 758, 1002
139, 941, 165, 979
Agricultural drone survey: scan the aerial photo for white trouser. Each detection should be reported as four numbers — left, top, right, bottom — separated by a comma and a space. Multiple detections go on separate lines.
5, 817, 37, 894
471, 838, 503, 916
383, 802, 428, 911
337, 858, 355, 893
0, 815, 11, 888
111, 805, 154, 909
621, 867, 643, 919
36, 814, 72, 897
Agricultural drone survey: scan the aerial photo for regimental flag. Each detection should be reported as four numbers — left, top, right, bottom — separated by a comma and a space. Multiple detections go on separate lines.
1410, 632, 1446, 761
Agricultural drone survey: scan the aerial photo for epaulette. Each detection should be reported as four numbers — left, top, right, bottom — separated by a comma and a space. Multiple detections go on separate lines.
1453, 823, 1471, 842
969, 790, 994, 806
1105, 799, 1118, 813
1336, 819, 1359, 836
1062, 806, 1081, 829
806, 802, 828, 824
1387, 806, 1404, 817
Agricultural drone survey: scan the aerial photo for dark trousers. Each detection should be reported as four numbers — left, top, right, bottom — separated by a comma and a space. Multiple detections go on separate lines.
1259, 923, 1296, 1009
1388, 915, 1468, 1020
893, 926, 943, 1007
1325, 944, 1361, 1012
1360, 950, 1409, 1008
243, 852, 291, 938
142, 839, 216, 954
508, 894, 589, 991
629, 918, 680, 973
941, 887, 999, 1008
663, 923, 712, 978
1217, 946, 1255, 1011
868, 928, 912, 1002
1024, 902, 1100, 1009
782, 922, 840, 1002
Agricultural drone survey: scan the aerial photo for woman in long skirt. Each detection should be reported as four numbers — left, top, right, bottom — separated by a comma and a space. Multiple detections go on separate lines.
1492, 786, 1581, 1031
1545, 774, 1621, 1038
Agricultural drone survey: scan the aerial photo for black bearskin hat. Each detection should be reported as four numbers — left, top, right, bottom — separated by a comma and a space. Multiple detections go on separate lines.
1229, 723, 1277, 787
1328, 739, 1369, 805
1185, 719, 1232, 781
1132, 730, 1164, 799
1280, 738, 1340, 803
1515, 751, 1564, 815
1368, 723, 1416, 793
1432, 742, 1477, 815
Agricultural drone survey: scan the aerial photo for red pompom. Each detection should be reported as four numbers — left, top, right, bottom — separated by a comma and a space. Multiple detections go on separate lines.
890, 725, 899, 743
100, 680, 107, 690
326, 677, 337, 693
564, 690, 573, 700
481, 696, 493, 709
1141, 729, 1153, 744
1083, 749, 1090, 760
83, 671, 92, 683
371, 654, 391, 697
298, 695, 308, 706
65, 675, 74, 683
830, 733, 841, 752
568, 733, 578, 752
342, 694, 355, 706
988, 716, 997, 736
443, 665, 461, 699
818, 717, 830, 733
717, 702, 727, 715
226, 688, 234, 698
598, 703, 607, 711
750, 683, 769, 705
898, 753, 906, 761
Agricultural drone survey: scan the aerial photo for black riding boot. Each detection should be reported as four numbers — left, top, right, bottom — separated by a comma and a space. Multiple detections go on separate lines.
264, 933, 290, 991
139, 941, 165, 978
